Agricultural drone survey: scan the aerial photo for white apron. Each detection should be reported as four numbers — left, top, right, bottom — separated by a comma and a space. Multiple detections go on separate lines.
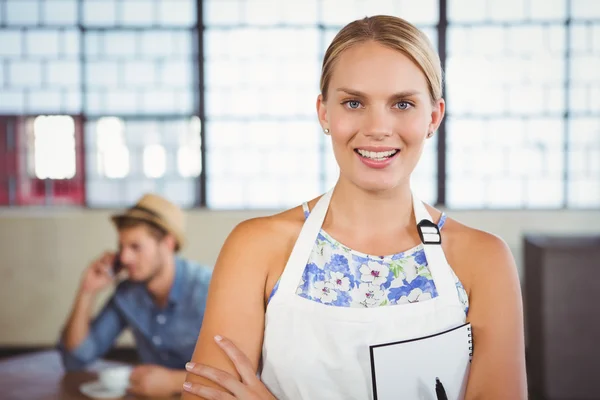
260, 189, 467, 399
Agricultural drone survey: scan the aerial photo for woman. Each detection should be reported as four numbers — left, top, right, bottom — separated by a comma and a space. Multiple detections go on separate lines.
182, 15, 527, 400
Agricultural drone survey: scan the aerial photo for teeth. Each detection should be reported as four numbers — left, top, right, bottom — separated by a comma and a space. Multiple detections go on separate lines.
357, 149, 398, 160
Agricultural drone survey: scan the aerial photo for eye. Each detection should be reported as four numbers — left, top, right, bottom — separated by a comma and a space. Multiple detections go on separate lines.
343, 100, 362, 109
395, 101, 412, 110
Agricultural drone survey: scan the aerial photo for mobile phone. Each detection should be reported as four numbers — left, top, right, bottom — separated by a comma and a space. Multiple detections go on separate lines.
112, 253, 124, 275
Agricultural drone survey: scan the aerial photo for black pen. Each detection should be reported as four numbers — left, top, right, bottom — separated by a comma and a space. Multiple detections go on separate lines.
435, 377, 448, 400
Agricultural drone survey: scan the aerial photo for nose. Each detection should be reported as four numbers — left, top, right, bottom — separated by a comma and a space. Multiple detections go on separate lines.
119, 249, 134, 265
363, 107, 393, 139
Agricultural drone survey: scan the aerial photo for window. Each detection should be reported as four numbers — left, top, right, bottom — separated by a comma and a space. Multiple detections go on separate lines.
0, 117, 18, 205
567, 1, 600, 208
95, 117, 130, 179
29, 115, 77, 180
0, 115, 84, 206
1, 0, 598, 209
85, 117, 202, 207
0, 0, 201, 207
0, 1, 81, 115
445, 0, 600, 208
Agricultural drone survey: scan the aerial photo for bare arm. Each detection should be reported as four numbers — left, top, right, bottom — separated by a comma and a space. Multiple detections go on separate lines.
464, 233, 528, 399
182, 217, 289, 399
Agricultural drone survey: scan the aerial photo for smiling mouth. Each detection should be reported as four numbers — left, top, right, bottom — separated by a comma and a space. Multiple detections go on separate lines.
355, 149, 400, 161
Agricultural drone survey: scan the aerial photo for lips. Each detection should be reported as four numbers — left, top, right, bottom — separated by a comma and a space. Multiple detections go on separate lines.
355, 148, 399, 161
354, 147, 400, 169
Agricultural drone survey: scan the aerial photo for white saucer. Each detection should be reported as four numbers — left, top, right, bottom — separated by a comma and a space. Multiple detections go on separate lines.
79, 380, 127, 399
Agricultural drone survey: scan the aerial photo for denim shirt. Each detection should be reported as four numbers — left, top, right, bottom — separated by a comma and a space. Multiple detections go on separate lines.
58, 257, 212, 371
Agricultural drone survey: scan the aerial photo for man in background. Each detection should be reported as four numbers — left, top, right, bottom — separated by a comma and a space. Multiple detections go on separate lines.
58, 193, 212, 397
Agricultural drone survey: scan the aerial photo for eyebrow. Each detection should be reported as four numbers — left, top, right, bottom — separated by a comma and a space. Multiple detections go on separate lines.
335, 88, 423, 98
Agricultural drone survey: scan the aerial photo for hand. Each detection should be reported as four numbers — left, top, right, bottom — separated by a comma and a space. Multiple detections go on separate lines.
80, 252, 116, 294
183, 335, 276, 400
128, 364, 180, 397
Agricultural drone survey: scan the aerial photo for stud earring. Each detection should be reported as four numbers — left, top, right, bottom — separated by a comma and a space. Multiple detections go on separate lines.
427, 131, 434, 138
324, 128, 330, 135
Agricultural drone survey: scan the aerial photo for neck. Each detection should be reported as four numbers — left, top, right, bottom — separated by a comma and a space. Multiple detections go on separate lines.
328, 178, 414, 236
146, 255, 176, 307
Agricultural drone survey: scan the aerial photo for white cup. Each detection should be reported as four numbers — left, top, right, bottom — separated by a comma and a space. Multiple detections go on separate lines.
97, 366, 132, 391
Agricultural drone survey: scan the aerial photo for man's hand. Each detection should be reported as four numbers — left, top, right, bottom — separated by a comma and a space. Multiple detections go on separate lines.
80, 252, 117, 294
128, 364, 183, 397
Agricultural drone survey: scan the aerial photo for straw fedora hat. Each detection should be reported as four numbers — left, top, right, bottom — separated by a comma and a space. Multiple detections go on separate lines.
111, 194, 186, 251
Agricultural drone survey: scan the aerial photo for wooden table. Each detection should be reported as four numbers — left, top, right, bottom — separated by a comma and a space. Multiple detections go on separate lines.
0, 350, 177, 400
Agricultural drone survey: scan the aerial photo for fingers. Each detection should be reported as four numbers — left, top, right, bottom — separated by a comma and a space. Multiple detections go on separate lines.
182, 381, 236, 400
127, 383, 145, 396
213, 335, 257, 385
128, 365, 146, 383
96, 251, 115, 268
127, 367, 146, 395
93, 254, 114, 278
184, 363, 245, 397
92, 259, 110, 274
129, 370, 139, 383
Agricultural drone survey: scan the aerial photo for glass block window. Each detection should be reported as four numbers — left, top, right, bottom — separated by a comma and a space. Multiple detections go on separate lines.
83, 27, 197, 117
0, 117, 18, 205
0, 0, 82, 115
0, 0, 201, 207
2, 0, 597, 210
204, 0, 440, 209
85, 117, 202, 208
567, 0, 600, 207
445, 0, 600, 209
0, 115, 85, 206
29, 115, 77, 180
81, 0, 201, 207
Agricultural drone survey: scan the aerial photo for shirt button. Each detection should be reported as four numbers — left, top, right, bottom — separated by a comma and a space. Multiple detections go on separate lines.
153, 336, 162, 345
156, 314, 166, 324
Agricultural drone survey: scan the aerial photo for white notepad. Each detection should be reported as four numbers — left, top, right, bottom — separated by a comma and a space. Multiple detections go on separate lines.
370, 323, 472, 400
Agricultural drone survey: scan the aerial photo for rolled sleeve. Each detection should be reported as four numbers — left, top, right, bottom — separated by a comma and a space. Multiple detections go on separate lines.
57, 297, 126, 371
57, 334, 98, 371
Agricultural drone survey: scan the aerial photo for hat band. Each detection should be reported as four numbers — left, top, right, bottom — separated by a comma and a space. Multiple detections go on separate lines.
130, 205, 163, 220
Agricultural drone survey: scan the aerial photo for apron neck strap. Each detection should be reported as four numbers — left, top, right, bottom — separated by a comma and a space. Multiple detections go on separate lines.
411, 192, 459, 301
275, 188, 334, 295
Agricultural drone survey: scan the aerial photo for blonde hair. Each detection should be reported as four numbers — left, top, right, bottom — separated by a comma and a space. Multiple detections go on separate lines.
320, 15, 442, 103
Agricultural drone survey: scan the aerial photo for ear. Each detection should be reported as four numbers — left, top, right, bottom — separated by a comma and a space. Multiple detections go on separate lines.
428, 98, 445, 134
161, 234, 177, 253
316, 94, 329, 131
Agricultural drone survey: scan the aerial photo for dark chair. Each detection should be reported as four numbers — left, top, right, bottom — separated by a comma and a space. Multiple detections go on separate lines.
524, 235, 600, 400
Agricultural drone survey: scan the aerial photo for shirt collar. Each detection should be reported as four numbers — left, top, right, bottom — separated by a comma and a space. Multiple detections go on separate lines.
167, 257, 186, 306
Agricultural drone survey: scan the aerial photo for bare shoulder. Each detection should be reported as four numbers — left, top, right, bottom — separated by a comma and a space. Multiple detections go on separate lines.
225, 205, 305, 260
219, 205, 308, 298
436, 212, 517, 293
444, 217, 512, 259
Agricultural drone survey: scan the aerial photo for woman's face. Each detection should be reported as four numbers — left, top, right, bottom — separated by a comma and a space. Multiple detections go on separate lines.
317, 40, 444, 193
